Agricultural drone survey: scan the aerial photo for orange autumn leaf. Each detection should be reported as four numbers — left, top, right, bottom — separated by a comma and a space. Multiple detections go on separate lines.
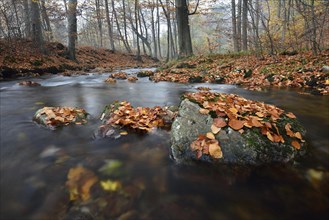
294, 132, 302, 140
291, 140, 301, 150
286, 112, 297, 119
228, 119, 244, 130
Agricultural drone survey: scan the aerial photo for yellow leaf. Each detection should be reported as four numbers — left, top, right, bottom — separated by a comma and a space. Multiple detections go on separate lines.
206, 132, 215, 140
266, 131, 274, 142
255, 112, 264, 117
229, 107, 238, 114
208, 142, 223, 159
199, 108, 209, 114
100, 180, 122, 191
211, 124, 221, 134
120, 131, 128, 135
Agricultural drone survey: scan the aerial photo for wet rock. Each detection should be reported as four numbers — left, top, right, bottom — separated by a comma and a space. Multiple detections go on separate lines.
188, 76, 203, 83
18, 80, 41, 86
170, 99, 307, 165
136, 70, 154, 77
321, 66, 329, 74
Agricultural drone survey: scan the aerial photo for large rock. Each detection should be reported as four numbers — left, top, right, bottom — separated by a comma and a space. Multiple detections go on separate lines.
171, 99, 307, 165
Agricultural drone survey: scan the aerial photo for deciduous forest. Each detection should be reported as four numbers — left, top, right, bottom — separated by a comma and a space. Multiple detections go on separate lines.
0, 1, 328, 220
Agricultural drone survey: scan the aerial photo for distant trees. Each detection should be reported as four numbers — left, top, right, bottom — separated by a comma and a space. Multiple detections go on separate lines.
230, 0, 329, 55
0, 0, 328, 59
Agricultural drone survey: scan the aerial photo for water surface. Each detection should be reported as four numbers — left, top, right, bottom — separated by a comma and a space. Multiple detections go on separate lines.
1, 69, 328, 219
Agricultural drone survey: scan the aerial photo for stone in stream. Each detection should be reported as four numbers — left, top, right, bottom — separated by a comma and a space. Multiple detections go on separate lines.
33, 107, 88, 129
170, 94, 307, 166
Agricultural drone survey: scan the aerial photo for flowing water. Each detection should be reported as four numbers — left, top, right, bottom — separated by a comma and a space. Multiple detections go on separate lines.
0, 68, 328, 220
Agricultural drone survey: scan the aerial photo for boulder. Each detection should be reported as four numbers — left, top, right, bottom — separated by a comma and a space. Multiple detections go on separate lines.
170, 98, 307, 165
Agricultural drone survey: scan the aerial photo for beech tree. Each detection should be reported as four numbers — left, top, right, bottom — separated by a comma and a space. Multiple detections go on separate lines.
67, 0, 77, 60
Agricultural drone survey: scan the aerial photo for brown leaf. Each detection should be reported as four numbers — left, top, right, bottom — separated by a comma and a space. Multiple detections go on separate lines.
213, 118, 227, 128
256, 112, 264, 117
196, 150, 203, 159
228, 119, 244, 130
291, 140, 301, 150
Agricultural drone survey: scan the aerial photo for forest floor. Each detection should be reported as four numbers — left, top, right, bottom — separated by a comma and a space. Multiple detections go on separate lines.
1, 39, 328, 95
153, 52, 329, 95
0, 39, 157, 80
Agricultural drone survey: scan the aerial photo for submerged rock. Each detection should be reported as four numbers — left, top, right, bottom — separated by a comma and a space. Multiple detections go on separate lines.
18, 80, 41, 86
170, 94, 307, 165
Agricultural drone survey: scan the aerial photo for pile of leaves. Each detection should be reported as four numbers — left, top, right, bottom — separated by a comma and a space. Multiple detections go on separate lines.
101, 101, 171, 132
33, 106, 88, 128
184, 91, 305, 159
152, 52, 329, 95
104, 77, 116, 83
110, 72, 128, 79
127, 76, 138, 82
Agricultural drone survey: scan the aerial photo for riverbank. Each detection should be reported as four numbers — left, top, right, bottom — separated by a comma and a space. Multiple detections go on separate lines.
154, 52, 329, 95
0, 39, 158, 80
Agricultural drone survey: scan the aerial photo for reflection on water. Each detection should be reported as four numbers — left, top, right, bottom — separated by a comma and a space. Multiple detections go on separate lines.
1, 70, 328, 219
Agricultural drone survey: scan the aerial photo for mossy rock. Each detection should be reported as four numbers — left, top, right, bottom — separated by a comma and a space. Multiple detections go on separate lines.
171, 99, 307, 165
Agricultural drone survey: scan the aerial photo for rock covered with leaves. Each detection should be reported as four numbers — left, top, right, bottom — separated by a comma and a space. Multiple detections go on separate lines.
171, 91, 307, 165
96, 101, 176, 138
33, 106, 88, 129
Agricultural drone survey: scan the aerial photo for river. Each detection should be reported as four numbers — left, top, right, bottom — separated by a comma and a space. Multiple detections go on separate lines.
1, 68, 328, 219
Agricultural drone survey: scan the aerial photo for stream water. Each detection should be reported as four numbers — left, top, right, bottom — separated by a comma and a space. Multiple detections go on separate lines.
1, 68, 328, 220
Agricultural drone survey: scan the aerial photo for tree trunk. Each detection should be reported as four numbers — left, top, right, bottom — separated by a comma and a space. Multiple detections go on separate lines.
242, 0, 248, 51
135, 0, 142, 61
237, 0, 242, 51
41, 0, 53, 41
231, 0, 238, 52
30, 0, 45, 53
67, 0, 77, 60
23, 0, 31, 38
104, 0, 115, 51
150, 0, 157, 58
95, 0, 103, 47
175, 0, 193, 57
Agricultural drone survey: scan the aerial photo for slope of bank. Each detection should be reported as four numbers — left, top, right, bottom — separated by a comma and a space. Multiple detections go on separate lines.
153, 52, 329, 95
0, 39, 157, 80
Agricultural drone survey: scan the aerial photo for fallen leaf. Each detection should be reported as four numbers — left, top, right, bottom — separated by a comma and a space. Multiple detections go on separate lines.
291, 140, 301, 150
100, 180, 122, 191
286, 112, 296, 119
213, 118, 227, 128
228, 119, 244, 130
206, 132, 215, 140
211, 124, 221, 134
208, 142, 223, 159
199, 108, 209, 114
